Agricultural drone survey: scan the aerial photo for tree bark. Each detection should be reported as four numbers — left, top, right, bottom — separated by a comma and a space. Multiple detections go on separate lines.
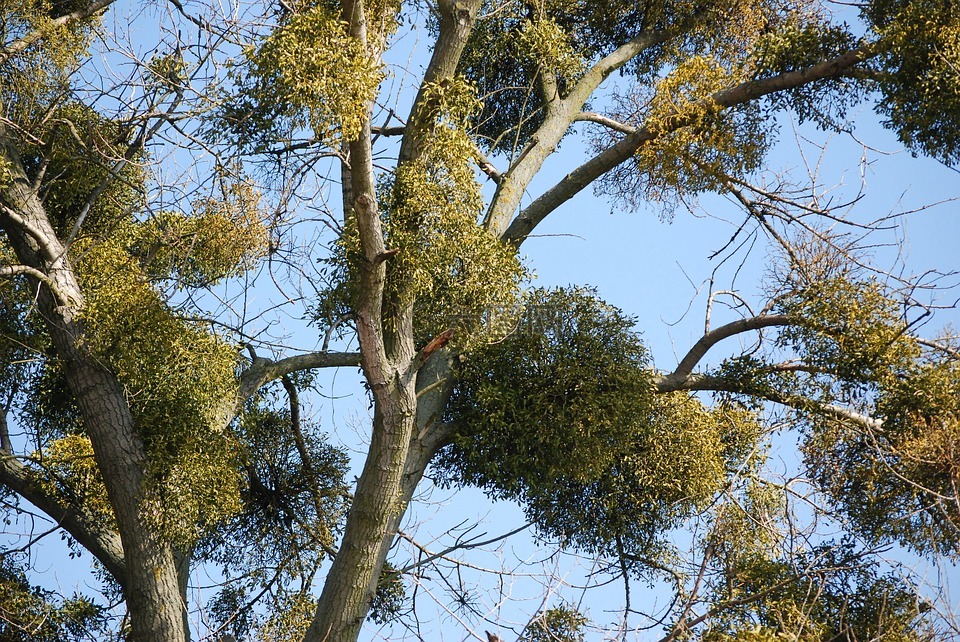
0, 127, 188, 642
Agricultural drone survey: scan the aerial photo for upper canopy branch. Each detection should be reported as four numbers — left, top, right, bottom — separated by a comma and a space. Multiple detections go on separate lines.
0, 263, 75, 306
0, 0, 117, 65
565, 23, 691, 108
574, 112, 638, 134
398, 0, 481, 165
503, 44, 875, 245
654, 371, 883, 431
483, 24, 680, 235
663, 314, 792, 385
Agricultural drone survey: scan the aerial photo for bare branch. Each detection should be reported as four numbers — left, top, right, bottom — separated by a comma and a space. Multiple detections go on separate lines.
574, 112, 638, 135
667, 314, 791, 383
239, 351, 362, 401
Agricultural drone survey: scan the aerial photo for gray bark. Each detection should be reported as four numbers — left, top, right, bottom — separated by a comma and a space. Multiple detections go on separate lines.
0, 126, 188, 642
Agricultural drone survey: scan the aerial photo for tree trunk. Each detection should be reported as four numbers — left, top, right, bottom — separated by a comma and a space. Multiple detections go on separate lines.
0, 129, 189, 642
305, 377, 417, 642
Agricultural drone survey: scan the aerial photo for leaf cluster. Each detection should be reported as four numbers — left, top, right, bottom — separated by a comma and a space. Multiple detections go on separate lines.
460, 0, 724, 153
72, 235, 246, 546
702, 544, 931, 642
776, 276, 918, 392
806, 348, 960, 556
628, 55, 770, 203
751, 15, 865, 129
1, 0, 101, 127
0, 553, 111, 642
437, 287, 763, 557
519, 605, 589, 642
220, 2, 387, 151
34, 434, 114, 529
129, 179, 268, 288
765, 270, 960, 556
19, 102, 146, 239
201, 399, 350, 572
333, 78, 526, 348
866, 0, 960, 164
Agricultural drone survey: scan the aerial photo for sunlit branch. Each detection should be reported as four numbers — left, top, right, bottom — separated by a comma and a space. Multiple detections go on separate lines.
0, 204, 61, 264
0, 264, 74, 305
504, 45, 874, 245
0, 0, 117, 65
668, 314, 791, 382
238, 351, 361, 400
483, 24, 680, 235
574, 112, 637, 135
917, 337, 960, 360
655, 371, 883, 431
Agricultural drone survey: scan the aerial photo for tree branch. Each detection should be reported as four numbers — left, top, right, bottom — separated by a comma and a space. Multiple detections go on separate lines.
0, 204, 62, 265
0, 454, 127, 585
280, 376, 339, 559
654, 372, 883, 431
504, 45, 874, 245
574, 112, 638, 134
398, 0, 482, 165
662, 314, 791, 384
405, 328, 455, 383
238, 351, 362, 401
0, 0, 117, 65
0, 264, 75, 306
482, 25, 680, 235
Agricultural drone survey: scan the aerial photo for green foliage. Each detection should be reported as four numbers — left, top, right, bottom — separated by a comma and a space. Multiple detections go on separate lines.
520, 605, 588, 642
20, 102, 146, 238
35, 434, 115, 529
21, 359, 84, 445
437, 287, 763, 557
321, 78, 526, 347
0, 156, 13, 189
710, 478, 783, 579
202, 394, 351, 638
751, 16, 864, 129
866, 0, 960, 164
515, 17, 585, 81
760, 256, 960, 556
806, 348, 960, 556
702, 545, 931, 642
629, 55, 769, 203
224, 2, 388, 149
255, 592, 317, 642
311, 78, 525, 347
776, 275, 918, 389
72, 235, 246, 546
368, 562, 406, 624
0, 0, 101, 127
459, 0, 693, 153
200, 398, 350, 572
0, 554, 110, 642
0, 243, 48, 424
130, 179, 268, 288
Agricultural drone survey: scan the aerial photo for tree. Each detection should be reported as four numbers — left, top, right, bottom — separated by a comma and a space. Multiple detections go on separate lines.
2, 0, 960, 641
